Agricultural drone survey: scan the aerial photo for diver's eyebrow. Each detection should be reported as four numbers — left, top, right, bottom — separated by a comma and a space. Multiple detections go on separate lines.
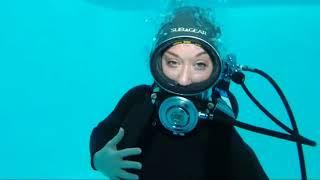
165, 51, 208, 58
165, 51, 180, 58
195, 51, 208, 57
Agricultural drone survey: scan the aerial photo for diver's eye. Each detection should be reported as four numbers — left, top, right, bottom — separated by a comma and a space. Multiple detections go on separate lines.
195, 62, 208, 70
166, 60, 179, 67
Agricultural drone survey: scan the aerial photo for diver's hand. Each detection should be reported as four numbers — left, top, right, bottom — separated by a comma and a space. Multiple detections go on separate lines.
94, 127, 142, 180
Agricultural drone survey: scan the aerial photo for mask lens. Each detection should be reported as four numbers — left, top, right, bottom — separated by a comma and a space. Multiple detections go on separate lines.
150, 38, 222, 96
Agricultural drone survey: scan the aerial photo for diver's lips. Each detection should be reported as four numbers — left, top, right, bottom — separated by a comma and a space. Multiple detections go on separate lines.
86, 0, 320, 11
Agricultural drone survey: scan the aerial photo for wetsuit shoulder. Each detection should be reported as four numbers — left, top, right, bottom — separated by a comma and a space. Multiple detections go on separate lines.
112, 84, 152, 115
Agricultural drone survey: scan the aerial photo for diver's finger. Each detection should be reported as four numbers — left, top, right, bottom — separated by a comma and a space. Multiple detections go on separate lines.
117, 169, 139, 180
116, 148, 142, 157
107, 128, 124, 147
120, 160, 142, 170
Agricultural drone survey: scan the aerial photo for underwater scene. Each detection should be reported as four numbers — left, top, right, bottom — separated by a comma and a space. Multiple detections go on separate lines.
0, 0, 319, 179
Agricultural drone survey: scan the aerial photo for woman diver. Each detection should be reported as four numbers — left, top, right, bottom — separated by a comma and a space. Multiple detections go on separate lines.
90, 6, 269, 180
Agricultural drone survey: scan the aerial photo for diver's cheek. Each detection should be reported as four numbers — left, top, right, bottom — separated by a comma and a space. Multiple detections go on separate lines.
192, 72, 212, 83
163, 71, 178, 82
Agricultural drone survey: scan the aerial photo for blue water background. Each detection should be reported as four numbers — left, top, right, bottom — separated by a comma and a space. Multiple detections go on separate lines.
0, 0, 319, 179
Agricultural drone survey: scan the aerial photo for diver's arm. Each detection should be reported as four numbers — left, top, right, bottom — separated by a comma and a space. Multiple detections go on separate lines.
89, 85, 151, 170
230, 128, 269, 180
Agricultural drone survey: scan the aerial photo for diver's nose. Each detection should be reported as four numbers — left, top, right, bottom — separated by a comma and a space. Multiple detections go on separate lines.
177, 66, 192, 86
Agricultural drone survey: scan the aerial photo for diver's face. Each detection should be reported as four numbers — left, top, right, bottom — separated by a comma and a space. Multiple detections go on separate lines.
161, 44, 213, 86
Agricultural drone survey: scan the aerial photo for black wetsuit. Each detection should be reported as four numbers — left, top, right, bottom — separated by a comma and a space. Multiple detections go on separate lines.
90, 85, 268, 180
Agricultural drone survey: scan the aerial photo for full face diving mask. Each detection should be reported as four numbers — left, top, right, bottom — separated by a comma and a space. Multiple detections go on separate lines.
149, 6, 238, 136
148, 7, 316, 180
